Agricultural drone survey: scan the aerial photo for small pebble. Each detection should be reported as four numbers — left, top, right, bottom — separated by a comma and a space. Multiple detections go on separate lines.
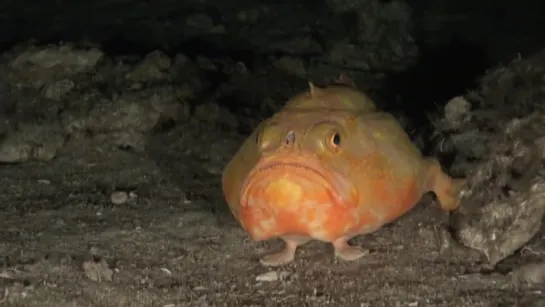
255, 270, 289, 282
110, 191, 128, 205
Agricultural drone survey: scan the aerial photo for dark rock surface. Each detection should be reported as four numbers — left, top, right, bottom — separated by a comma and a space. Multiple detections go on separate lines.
435, 49, 545, 268
0, 0, 544, 305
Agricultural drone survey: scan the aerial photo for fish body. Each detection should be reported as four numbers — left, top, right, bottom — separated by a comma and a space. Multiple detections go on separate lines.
222, 82, 465, 266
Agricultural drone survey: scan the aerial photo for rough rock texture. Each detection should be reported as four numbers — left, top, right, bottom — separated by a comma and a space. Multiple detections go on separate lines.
0, 40, 543, 306
0, 32, 417, 165
1, 0, 422, 84
3, 0, 544, 66
433, 49, 545, 267
0, 0, 544, 302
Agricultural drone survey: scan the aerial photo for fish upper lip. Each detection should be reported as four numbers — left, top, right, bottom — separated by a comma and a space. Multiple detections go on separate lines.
254, 162, 329, 183
241, 154, 351, 205
247, 154, 330, 185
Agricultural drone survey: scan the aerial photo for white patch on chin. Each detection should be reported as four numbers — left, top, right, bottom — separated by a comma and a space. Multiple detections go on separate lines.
259, 217, 276, 232
296, 202, 333, 241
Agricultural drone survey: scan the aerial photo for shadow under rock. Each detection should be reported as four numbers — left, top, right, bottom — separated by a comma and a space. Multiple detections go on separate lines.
379, 37, 491, 159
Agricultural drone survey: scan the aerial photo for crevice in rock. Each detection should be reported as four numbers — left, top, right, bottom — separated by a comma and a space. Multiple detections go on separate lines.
381, 37, 491, 156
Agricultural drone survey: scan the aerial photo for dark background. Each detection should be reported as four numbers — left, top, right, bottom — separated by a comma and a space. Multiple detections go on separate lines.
2, 0, 544, 90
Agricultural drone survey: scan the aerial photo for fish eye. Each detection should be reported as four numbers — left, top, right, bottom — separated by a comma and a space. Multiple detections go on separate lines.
331, 133, 341, 146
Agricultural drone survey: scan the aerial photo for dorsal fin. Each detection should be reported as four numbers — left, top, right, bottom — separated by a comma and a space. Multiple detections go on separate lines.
308, 82, 323, 97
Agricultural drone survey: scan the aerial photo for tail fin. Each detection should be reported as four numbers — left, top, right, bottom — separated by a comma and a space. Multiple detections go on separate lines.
437, 177, 467, 212
423, 158, 467, 212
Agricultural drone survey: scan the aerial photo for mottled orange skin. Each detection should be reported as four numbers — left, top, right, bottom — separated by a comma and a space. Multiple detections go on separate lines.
222, 82, 465, 266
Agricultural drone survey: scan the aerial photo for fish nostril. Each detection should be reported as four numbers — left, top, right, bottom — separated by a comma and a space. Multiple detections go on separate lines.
285, 131, 296, 145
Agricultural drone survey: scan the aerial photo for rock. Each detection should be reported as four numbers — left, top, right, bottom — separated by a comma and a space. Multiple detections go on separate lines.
454, 182, 545, 266
510, 262, 545, 286
86, 99, 160, 133
110, 191, 129, 205
438, 49, 545, 267
97, 130, 147, 152
193, 102, 238, 129
0, 138, 32, 163
82, 84, 192, 135
442, 96, 472, 130
272, 56, 307, 77
9, 43, 103, 88
125, 51, 172, 82
0, 0, 420, 165
10, 44, 103, 73
42, 79, 75, 100
0, 124, 65, 163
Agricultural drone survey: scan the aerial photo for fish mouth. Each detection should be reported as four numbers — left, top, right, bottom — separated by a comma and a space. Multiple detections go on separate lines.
240, 155, 353, 209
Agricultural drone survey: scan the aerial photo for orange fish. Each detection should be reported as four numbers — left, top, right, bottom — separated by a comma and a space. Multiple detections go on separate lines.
221, 82, 466, 266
